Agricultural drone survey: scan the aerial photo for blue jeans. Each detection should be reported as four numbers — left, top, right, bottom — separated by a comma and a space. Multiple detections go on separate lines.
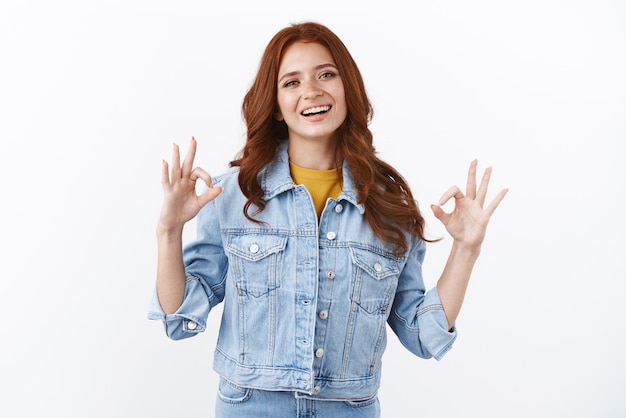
215, 377, 381, 418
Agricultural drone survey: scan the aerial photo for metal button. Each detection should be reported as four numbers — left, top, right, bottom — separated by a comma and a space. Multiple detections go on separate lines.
326, 231, 336, 240
315, 348, 324, 358
335, 204, 343, 213
249, 243, 259, 254
373, 262, 382, 272
318, 310, 328, 319
326, 270, 335, 280
313, 386, 321, 394
187, 321, 198, 330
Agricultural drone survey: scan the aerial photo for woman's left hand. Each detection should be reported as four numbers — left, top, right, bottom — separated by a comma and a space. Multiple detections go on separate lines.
431, 160, 508, 251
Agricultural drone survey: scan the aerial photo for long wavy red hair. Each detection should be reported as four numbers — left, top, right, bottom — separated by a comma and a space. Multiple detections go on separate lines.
231, 21, 431, 256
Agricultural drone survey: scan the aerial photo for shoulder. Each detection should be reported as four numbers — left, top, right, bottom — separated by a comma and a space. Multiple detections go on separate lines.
211, 166, 240, 187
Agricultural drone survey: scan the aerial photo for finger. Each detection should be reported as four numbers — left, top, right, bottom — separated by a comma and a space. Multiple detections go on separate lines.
438, 185, 464, 206
466, 159, 478, 199
181, 137, 197, 177
484, 188, 509, 217
160, 160, 171, 191
189, 166, 214, 188
171, 143, 181, 179
476, 166, 493, 207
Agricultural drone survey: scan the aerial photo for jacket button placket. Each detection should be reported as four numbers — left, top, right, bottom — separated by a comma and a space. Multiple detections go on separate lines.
293, 186, 319, 391
311, 200, 343, 395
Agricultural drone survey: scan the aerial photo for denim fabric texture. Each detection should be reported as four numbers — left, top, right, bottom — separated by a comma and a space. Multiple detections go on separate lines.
148, 140, 457, 401
215, 377, 380, 417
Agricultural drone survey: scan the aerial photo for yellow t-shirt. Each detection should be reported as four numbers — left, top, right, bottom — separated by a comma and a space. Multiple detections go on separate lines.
289, 161, 342, 220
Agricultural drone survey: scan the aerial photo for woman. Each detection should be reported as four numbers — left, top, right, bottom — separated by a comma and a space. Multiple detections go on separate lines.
149, 21, 507, 417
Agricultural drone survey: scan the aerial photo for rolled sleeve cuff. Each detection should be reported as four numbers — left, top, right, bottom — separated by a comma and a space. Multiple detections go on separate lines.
147, 275, 213, 340
417, 286, 458, 360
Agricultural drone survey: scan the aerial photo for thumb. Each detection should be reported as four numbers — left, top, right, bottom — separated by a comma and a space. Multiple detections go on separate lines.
430, 204, 449, 225
197, 186, 223, 208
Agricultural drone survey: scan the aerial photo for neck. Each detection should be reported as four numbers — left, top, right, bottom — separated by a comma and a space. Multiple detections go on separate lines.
287, 139, 341, 170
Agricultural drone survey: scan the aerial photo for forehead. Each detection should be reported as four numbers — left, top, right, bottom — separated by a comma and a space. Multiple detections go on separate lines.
278, 42, 335, 72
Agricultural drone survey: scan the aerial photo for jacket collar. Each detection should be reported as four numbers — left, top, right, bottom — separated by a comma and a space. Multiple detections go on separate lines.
260, 140, 365, 214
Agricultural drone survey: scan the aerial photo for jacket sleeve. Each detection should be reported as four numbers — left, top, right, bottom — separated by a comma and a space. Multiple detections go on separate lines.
387, 238, 457, 360
147, 199, 228, 340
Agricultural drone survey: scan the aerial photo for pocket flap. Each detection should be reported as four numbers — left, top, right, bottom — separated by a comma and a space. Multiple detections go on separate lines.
225, 234, 287, 262
349, 247, 399, 280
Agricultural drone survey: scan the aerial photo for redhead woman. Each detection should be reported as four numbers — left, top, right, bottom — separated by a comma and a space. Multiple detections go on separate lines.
149, 21, 507, 418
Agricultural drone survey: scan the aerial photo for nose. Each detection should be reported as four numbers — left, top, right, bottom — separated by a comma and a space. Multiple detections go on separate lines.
303, 80, 323, 99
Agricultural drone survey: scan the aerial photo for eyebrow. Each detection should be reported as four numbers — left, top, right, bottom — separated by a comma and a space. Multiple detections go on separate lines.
278, 63, 338, 83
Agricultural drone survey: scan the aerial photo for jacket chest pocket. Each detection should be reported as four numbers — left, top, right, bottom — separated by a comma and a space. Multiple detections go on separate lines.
225, 234, 287, 297
349, 247, 400, 314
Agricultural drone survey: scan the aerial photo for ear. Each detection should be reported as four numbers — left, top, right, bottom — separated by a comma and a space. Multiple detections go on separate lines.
274, 110, 284, 121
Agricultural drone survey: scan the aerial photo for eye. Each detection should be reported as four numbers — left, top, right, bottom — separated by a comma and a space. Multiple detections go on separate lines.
283, 79, 299, 87
320, 71, 336, 79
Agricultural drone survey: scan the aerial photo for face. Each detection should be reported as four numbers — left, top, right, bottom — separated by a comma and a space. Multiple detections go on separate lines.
276, 42, 347, 146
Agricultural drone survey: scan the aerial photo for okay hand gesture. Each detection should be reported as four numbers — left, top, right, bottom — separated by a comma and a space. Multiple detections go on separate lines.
158, 137, 223, 233
431, 160, 508, 251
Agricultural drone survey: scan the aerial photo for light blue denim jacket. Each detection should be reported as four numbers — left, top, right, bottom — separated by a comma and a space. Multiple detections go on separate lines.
148, 140, 457, 401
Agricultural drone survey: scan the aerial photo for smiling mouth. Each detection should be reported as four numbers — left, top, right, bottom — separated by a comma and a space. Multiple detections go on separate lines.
302, 105, 331, 116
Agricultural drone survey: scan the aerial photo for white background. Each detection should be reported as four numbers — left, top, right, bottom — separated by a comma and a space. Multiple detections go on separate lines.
1, 1, 625, 417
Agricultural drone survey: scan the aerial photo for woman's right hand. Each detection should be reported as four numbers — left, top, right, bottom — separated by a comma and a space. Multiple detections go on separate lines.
157, 137, 223, 234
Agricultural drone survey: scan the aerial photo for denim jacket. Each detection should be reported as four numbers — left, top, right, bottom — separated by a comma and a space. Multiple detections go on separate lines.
148, 140, 457, 401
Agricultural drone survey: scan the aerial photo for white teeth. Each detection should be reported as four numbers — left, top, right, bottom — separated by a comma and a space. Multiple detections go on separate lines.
302, 105, 330, 115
